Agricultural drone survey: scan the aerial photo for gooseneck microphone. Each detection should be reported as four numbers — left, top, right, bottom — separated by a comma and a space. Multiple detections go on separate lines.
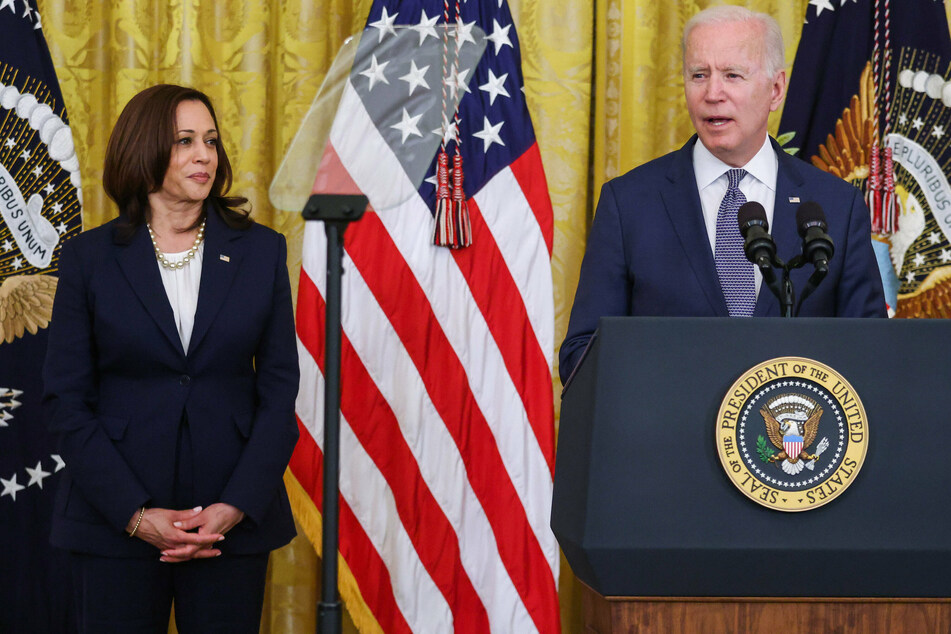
796, 201, 835, 274
737, 201, 777, 268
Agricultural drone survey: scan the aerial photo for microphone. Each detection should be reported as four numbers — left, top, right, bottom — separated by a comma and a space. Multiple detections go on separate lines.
796, 202, 834, 273
737, 201, 776, 268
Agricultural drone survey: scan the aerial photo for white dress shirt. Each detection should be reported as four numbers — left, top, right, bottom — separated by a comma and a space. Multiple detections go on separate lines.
156, 242, 204, 352
693, 136, 778, 296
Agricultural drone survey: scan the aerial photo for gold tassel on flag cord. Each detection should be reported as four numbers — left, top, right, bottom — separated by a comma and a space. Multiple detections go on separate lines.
432, 0, 472, 249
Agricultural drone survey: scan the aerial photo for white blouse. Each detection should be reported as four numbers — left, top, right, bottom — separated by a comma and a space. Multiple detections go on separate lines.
156, 242, 204, 352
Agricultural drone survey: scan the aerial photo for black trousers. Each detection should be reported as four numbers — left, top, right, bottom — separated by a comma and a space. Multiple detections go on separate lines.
69, 413, 268, 633
69, 551, 269, 633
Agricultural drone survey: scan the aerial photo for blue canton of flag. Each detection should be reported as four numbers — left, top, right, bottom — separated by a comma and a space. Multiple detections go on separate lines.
0, 0, 82, 631
779, 0, 951, 318
362, 1, 538, 208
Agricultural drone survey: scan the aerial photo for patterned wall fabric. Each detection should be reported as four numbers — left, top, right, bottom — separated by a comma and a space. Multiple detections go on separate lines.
39, 0, 951, 632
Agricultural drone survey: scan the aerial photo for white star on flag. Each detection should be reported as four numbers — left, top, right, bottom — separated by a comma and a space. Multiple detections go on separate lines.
914, 252, 926, 267
52, 202, 63, 213
390, 108, 424, 144
360, 54, 390, 91
12, 256, 23, 270
447, 67, 472, 100
399, 60, 430, 96
20, 149, 30, 161
940, 248, 951, 263
432, 113, 459, 146
929, 231, 942, 244
473, 116, 505, 152
933, 125, 945, 138
454, 20, 477, 50
410, 10, 438, 45
479, 69, 510, 106
3, 137, 13, 148
52, 454, 65, 471
32, 165, 42, 177
26, 461, 51, 489
810, 0, 835, 16
899, 113, 909, 126
914, 117, 925, 130
0, 0, 15, 14
485, 19, 513, 54
56, 221, 68, 234
1, 239, 11, 252
43, 182, 54, 195
906, 271, 916, 283
368, 6, 398, 42
1, 473, 25, 501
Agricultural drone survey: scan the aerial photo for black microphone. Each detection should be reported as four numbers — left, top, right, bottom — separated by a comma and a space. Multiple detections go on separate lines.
796, 202, 834, 273
737, 201, 776, 268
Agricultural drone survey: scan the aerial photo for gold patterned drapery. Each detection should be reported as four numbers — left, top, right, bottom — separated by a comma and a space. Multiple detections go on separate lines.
40, 0, 947, 632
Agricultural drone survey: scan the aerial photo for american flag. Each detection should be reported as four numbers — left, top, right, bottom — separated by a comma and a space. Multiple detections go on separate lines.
289, 0, 559, 632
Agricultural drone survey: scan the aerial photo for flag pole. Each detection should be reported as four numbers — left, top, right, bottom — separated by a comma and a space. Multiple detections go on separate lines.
302, 193, 368, 634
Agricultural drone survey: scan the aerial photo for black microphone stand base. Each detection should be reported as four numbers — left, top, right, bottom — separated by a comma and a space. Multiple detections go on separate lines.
302, 193, 368, 634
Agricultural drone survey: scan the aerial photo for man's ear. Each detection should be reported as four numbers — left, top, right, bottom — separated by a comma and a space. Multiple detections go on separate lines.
769, 70, 787, 113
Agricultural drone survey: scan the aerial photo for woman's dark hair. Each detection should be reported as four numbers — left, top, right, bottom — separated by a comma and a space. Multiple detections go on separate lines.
103, 84, 251, 239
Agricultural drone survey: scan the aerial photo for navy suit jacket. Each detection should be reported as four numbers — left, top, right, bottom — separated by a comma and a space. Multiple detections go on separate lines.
43, 207, 300, 557
560, 136, 886, 384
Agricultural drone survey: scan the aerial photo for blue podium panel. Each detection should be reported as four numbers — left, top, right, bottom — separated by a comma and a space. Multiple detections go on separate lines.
552, 317, 951, 597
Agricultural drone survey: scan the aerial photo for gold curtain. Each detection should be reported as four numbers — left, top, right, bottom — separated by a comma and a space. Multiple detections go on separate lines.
44, 0, 926, 632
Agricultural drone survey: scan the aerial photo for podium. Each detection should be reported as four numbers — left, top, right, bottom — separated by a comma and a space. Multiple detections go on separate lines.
552, 317, 951, 632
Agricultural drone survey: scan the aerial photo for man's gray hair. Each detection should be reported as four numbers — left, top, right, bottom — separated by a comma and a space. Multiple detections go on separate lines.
682, 5, 785, 78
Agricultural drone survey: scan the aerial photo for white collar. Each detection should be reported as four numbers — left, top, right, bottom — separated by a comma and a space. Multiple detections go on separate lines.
693, 136, 778, 191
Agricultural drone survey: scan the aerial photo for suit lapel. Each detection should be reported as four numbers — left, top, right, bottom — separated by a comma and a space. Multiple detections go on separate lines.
660, 137, 729, 316
188, 206, 243, 356
114, 223, 185, 356
755, 140, 806, 316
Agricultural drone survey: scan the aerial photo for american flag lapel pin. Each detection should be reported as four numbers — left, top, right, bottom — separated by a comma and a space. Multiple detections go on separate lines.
789, 196, 801, 203
219, 254, 230, 262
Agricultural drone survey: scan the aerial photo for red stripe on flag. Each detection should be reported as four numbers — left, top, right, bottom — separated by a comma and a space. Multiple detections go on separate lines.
509, 143, 555, 256
343, 215, 560, 634
289, 418, 412, 634
310, 141, 364, 198
452, 197, 556, 474
296, 270, 490, 632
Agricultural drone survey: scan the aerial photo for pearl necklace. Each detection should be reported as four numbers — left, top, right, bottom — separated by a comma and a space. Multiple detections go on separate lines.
147, 219, 206, 270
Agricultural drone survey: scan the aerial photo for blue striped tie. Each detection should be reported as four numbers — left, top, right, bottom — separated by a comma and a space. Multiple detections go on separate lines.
714, 168, 755, 316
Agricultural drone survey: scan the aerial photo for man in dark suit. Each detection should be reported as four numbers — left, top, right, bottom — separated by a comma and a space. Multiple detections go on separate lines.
560, 5, 886, 384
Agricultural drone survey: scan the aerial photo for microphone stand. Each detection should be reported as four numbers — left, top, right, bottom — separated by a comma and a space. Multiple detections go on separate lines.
760, 254, 829, 318
302, 193, 368, 634
755, 255, 795, 318
789, 255, 828, 317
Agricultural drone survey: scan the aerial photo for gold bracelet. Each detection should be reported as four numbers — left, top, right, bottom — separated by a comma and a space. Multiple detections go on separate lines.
128, 507, 145, 538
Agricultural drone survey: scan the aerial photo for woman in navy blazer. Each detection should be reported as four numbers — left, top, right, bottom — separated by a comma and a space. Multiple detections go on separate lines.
43, 85, 299, 632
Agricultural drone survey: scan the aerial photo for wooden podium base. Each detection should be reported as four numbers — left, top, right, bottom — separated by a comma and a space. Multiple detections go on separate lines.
582, 584, 951, 633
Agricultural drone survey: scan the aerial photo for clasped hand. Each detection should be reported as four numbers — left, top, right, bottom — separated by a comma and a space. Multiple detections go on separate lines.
127, 503, 245, 563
